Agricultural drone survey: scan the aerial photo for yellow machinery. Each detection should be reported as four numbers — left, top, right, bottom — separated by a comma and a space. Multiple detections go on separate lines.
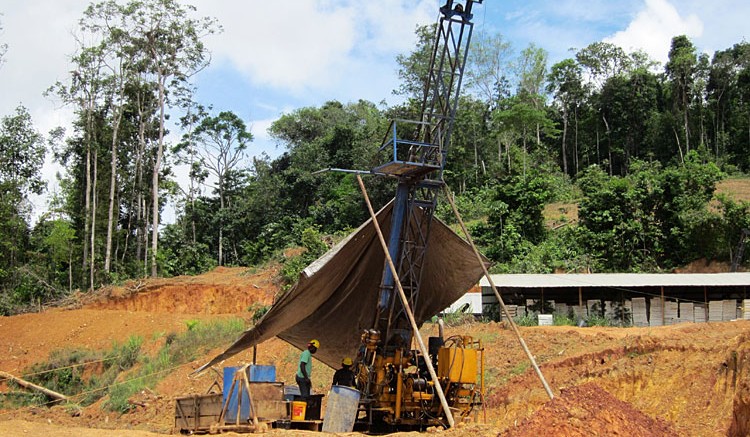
355, 330, 484, 429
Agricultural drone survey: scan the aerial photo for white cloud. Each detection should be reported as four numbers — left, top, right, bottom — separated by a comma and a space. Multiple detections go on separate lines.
197, 1, 356, 92
604, 0, 703, 64
195, 0, 433, 96
0, 0, 87, 220
678, 1, 749, 57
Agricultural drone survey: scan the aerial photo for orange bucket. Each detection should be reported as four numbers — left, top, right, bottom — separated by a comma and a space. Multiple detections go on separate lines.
291, 400, 306, 421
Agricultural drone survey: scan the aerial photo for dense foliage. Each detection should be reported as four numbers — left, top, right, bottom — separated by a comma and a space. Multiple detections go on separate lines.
2, 3, 750, 314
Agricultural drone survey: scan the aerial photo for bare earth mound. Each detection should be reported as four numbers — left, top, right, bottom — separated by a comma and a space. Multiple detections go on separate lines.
501, 382, 678, 436
3, 266, 750, 436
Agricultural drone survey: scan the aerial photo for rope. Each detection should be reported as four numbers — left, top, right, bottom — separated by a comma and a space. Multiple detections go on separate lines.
6, 356, 121, 379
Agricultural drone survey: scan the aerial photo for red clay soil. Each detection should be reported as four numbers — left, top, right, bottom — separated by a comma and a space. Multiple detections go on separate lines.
501, 382, 679, 436
2, 265, 750, 436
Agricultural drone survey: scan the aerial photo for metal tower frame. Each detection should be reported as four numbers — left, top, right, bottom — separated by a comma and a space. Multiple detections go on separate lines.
372, 0, 481, 359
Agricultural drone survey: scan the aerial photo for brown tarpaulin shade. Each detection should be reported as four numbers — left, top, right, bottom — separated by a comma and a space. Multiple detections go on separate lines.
197, 202, 487, 372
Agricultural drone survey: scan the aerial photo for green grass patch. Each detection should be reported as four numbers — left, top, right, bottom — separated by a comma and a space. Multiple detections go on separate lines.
15, 335, 143, 408
106, 318, 245, 413
585, 314, 612, 327
513, 313, 538, 326
509, 361, 530, 377
553, 313, 577, 326
14, 318, 245, 414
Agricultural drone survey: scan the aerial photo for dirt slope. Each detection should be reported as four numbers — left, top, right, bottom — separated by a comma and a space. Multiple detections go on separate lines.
2, 265, 750, 436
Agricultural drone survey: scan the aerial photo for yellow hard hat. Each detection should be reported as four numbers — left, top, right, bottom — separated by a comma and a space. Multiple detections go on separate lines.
342, 357, 353, 366
309, 339, 320, 348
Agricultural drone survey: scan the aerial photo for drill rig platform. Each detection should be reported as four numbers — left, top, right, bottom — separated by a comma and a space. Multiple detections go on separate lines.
198, 0, 487, 432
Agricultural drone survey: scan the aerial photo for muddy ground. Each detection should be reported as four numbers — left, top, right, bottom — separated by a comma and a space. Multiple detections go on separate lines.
1, 265, 749, 436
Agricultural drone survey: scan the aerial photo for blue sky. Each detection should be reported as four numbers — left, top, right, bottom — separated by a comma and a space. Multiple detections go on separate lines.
1, 0, 748, 220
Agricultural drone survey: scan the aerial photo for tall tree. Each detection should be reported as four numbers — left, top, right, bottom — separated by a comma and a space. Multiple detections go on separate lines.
47, 41, 107, 289
189, 111, 252, 266
466, 32, 513, 105
515, 43, 548, 145
124, 0, 219, 277
0, 107, 46, 293
547, 59, 586, 175
575, 42, 632, 90
666, 35, 698, 158
393, 24, 435, 101
79, 1, 137, 275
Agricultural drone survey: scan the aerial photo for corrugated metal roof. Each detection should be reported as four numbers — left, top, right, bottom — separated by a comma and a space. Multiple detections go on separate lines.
479, 273, 750, 288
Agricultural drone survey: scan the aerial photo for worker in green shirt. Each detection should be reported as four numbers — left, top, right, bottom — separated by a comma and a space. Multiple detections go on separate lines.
296, 339, 319, 397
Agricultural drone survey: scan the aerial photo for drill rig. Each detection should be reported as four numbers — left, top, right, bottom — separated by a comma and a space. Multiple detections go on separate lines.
354, 0, 484, 430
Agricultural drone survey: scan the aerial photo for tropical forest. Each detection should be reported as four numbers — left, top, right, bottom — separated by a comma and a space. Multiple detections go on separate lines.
2, 0, 750, 316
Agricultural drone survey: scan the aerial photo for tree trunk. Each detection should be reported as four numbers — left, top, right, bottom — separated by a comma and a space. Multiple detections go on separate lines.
682, 91, 690, 153
135, 111, 147, 269
573, 108, 579, 174
143, 199, 150, 278
218, 182, 224, 266
601, 115, 612, 175
596, 130, 600, 165
82, 113, 92, 283
151, 77, 166, 278
90, 149, 98, 291
673, 126, 685, 165
0, 371, 68, 402
68, 249, 72, 294
561, 106, 569, 175
104, 105, 123, 274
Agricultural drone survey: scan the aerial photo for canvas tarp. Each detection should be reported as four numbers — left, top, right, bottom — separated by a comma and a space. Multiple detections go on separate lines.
197, 202, 487, 372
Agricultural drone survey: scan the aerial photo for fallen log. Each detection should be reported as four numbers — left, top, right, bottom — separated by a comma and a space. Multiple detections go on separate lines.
0, 371, 68, 402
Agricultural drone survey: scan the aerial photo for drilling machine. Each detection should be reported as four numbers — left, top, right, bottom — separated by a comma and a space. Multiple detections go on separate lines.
353, 0, 484, 430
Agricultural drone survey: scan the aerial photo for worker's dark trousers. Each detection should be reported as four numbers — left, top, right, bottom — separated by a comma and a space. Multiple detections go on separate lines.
295, 375, 311, 397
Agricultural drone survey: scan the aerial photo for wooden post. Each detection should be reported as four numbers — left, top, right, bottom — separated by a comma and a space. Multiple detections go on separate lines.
441, 184, 555, 401
578, 287, 583, 317
0, 371, 68, 402
240, 365, 260, 430
661, 286, 665, 326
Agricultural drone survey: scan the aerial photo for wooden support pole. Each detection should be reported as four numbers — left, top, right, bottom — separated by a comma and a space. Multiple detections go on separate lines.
578, 287, 583, 314
442, 184, 555, 401
356, 175, 456, 428
661, 286, 665, 326
0, 371, 68, 402
239, 365, 260, 430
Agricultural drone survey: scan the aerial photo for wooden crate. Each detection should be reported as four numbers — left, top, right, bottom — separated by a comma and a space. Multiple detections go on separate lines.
250, 382, 288, 421
174, 393, 223, 433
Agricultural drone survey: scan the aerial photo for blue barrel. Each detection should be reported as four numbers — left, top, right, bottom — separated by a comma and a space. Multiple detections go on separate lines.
322, 386, 360, 433
222, 365, 277, 422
